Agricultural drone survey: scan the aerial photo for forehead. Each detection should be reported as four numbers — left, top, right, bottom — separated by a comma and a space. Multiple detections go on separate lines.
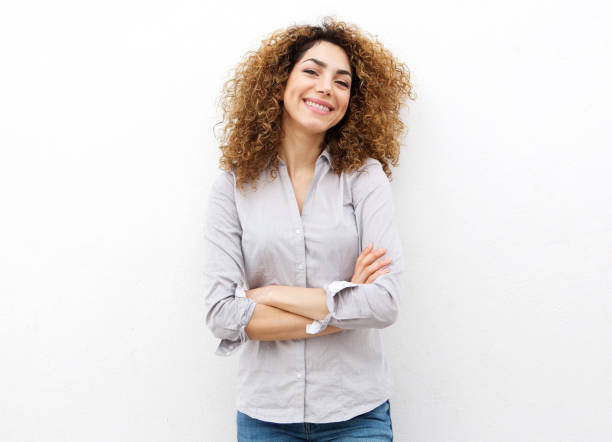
298, 41, 351, 72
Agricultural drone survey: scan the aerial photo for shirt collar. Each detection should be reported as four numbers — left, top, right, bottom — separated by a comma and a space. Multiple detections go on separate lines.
319, 146, 332, 164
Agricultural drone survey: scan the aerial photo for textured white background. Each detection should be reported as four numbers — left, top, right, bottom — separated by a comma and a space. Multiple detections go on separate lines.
1, 1, 610, 441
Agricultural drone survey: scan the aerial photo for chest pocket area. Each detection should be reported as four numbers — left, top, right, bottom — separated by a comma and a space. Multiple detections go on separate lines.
241, 216, 294, 287
304, 200, 360, 282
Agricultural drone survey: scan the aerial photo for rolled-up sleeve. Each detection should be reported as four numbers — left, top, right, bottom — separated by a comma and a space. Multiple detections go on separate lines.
204, 171, 257, 356
306, 159, 405, 333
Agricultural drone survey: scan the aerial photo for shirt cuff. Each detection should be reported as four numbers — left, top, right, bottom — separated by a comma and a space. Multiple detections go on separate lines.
214, 285, 257, 356
306, 281, 359, 334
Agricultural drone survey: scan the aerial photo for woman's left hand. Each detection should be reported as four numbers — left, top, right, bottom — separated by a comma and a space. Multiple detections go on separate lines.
245, 286, 271, 303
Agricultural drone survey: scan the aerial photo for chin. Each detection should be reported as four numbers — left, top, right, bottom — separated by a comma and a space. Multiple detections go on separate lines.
306, 126, 328, 135
301, 119, 334, 135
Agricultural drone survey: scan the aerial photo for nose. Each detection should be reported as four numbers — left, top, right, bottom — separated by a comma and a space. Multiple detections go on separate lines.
316, 76, 332, 95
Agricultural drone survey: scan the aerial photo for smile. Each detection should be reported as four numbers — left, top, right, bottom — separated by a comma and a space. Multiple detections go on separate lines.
304, 99, 332, 114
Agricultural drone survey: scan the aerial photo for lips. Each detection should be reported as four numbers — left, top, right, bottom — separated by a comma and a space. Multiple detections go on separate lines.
306, 98, 334, 110
303, 98, 334, 111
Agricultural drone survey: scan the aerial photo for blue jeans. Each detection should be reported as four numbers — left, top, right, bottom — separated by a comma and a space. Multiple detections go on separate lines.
236, 400, 393, 441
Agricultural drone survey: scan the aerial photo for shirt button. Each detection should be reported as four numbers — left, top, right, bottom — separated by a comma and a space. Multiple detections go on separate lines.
297, 373, 303, 379
297, 264, 304, 270
296, 229, 301, 234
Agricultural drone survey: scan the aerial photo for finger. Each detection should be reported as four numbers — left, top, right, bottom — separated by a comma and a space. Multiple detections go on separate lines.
355, 243, 374, 268
357, 243, 373, 262
364, 255, 391, 273
361, 247, 386, 266
366, 267, 391, 283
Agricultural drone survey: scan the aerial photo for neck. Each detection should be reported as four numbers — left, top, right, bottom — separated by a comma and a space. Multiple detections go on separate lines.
279, 113, 325, 178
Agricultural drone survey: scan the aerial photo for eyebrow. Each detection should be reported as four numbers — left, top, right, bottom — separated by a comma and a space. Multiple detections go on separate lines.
301, 58, 352, 77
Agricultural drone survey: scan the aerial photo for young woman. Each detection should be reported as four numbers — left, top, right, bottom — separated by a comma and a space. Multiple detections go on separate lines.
204, 17, 414, 441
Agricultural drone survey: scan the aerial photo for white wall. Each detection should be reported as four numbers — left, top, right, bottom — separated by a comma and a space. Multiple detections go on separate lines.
1, 1, 610, 441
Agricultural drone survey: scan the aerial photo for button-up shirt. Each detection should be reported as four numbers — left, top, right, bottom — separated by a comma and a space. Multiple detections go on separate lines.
203, 147, 405, 423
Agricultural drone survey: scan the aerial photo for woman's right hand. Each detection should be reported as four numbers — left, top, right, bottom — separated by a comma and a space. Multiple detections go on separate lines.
350, 243, 392, 284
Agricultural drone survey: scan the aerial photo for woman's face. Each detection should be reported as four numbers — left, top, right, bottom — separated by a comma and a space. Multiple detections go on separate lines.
282, 41, 352, 137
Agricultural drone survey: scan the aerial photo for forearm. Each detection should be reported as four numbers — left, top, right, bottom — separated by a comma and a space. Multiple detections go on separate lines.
245, 303, 341, 341
259, 285, 329, 320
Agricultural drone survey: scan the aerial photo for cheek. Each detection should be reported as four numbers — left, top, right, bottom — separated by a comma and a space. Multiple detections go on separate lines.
286, 85, 302, 104
283, 76, 297, 99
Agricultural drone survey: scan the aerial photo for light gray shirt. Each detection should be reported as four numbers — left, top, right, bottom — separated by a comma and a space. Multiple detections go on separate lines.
203, 147, 405, 423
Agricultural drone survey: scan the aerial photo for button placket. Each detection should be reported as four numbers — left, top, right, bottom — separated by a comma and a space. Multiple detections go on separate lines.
295, 222, 306, 285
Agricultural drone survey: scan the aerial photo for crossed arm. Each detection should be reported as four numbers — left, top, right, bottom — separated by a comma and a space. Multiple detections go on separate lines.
245, 298, 342, 341
244, 243, 391, 341
244, 286, 339, 341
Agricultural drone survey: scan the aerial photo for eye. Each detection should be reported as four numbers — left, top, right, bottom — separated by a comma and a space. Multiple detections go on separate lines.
303, 69, 317, 75
336, 81, 349, 88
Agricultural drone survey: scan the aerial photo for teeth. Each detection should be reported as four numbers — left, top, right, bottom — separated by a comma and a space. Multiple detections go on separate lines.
305, 100, 330, 111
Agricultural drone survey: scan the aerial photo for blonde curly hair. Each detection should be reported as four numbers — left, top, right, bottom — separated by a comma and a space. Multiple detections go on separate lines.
215, 16, 415, 191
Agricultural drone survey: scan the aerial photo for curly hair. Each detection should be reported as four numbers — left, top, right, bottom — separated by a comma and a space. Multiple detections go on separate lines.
215, 16, 415, 192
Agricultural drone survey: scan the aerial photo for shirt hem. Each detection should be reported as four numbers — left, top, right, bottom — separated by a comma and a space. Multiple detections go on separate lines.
237, 395, 391, 424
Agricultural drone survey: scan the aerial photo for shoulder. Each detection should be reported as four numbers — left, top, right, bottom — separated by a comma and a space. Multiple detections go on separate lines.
211, 170, 236, 192
356, 157, 387, 179
344, 157, 393, 205
206, 171, 239, 207
349, 157, 390, 195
